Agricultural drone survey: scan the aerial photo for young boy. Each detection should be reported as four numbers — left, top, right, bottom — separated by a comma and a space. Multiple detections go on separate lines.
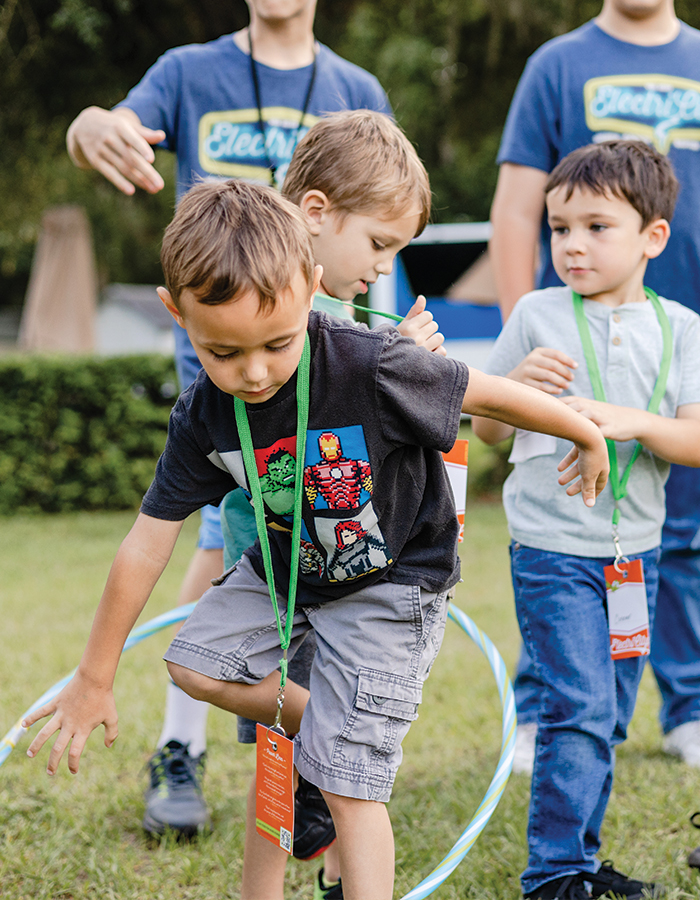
24, 180, 607, 900
473, 140, 700, 900
218, 108, 445, 899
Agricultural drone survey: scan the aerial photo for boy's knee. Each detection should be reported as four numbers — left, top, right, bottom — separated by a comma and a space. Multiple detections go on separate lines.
167, 661, 217, 700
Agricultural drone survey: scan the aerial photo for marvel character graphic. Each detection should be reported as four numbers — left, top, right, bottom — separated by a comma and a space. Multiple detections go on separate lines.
299, 538, 325, 578
259, 447, 296, 516
327, 519, 391, 583
304, 432, 373, 509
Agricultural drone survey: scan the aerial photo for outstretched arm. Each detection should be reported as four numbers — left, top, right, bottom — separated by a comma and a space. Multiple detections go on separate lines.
561, 398, 700, 467
464, 368, 609, 506
67, 106, 167, 195
23, 513, 183, 774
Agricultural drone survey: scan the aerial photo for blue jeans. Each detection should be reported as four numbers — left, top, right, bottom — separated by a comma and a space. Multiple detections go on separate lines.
511, 543, 659, 894
516, 468, 700, 733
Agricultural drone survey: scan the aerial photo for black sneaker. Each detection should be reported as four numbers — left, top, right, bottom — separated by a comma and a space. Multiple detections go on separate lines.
293, 775, 336, 860
313, 867, 344, 899
142, 740, 211, 838
524, 874, 590, 899
582, 861, 662, 899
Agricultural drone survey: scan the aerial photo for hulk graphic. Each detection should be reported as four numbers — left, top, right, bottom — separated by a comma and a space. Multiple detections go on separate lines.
260, 447, 296, 516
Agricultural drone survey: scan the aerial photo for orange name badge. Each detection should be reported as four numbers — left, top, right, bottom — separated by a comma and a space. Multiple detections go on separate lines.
442, 439, 469, 543
255, 723, 295, 854
604, 558, 650, 660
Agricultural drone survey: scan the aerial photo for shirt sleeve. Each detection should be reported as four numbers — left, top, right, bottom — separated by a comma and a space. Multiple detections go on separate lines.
375, 332, 469, 451
484, 298, 533, 377
114, 49, 184, 150
496, 44, 562, 173
140, 393, 238, 520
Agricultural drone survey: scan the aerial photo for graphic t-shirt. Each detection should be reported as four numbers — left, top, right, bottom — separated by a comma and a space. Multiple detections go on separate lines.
497, 20, 700, 545
140, 311, 469, 604
497, 21, 700, 315
117, 35, 391, 198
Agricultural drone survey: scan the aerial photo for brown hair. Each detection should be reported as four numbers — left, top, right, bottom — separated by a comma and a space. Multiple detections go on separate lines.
282, 109, 432, 235
161, 180, 315, 312
545, 140, 679, 227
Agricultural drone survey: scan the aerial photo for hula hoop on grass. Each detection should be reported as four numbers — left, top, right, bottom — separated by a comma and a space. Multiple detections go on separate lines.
0, 601, 515, 899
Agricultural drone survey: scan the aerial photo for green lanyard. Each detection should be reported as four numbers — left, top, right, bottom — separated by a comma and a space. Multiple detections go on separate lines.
572, 287, 672, 558
233, 333, 311, 729
315, 291, 404, 323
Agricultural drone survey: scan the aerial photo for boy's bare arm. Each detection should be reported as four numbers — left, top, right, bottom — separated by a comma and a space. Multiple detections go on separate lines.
67, 106, 166, 195
561, 397, 700, 467
464, 369, 609, 505
471, 347, 578, 445
24, 513, 184, 775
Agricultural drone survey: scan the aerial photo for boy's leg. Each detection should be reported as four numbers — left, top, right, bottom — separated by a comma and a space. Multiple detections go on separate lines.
322, 793, 394, 900
241, 774, 289, 900
296, 580, 449, 897
512, 544, 659, 897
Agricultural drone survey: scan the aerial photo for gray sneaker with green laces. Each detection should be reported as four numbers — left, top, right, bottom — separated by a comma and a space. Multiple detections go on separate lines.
142, 740, 212, 838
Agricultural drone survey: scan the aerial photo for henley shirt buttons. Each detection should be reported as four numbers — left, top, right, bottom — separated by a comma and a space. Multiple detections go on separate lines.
612, 336, 621, 346
613, 314, 621, 323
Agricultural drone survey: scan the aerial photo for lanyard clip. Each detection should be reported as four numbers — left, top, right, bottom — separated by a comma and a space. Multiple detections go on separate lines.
612, 526, 629, 575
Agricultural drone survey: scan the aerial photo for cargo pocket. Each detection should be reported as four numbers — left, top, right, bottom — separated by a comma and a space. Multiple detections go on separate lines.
333, 667, 423, 769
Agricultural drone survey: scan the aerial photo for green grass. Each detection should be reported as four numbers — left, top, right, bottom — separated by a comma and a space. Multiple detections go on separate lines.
1, 500, 699, 898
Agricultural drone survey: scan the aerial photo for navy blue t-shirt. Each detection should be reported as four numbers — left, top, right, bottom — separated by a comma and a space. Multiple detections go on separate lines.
498, 20, 700, 315
498, 20, 700, 545
117, 36, 391, 198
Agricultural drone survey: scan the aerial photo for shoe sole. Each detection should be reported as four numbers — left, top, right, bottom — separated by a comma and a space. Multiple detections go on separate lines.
142, 812, 212, 840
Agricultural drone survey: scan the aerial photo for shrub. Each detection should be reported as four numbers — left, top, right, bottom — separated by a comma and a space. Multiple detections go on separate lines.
0, 354, 178, 513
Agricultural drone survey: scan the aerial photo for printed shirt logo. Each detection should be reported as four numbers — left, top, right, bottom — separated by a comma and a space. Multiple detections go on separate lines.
198, 107, 319, 183
584, 74, 700, 154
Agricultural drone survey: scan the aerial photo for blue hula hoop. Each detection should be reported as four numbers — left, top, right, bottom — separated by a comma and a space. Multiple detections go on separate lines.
0, 601, 515, 897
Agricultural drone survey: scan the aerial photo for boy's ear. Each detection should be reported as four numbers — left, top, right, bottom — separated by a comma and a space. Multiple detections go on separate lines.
644, 218, 671, 260
311, 264, 323, 299
299, 190, 332, 235
157, 286, 185, 327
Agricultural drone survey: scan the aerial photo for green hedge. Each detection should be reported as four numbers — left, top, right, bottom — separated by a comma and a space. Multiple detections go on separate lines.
0, 355, 179, 514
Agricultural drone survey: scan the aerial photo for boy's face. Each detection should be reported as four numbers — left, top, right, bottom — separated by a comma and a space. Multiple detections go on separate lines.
301, 193, 421, 300
159, 265, 321, 404
546, 184, 669, 305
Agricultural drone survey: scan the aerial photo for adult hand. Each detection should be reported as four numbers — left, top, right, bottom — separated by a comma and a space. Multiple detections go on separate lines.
67, 106, 167, 195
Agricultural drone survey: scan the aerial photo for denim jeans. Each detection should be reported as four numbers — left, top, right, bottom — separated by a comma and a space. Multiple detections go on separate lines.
510, 543, 660, 894
515, 467, 700, 734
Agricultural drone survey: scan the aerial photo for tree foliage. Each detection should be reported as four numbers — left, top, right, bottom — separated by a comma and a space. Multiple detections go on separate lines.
2, 0, 700, 308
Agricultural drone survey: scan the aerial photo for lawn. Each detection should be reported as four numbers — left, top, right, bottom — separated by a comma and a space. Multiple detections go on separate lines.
1, 489, 699, 898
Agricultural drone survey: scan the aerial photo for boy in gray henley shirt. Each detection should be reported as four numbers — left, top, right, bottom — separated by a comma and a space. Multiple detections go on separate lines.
473, 141, 700, 900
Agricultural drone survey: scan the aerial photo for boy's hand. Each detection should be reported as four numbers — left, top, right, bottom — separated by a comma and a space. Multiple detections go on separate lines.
556, 437, 609, 506
508, 347, 577, 394
561, 396, 642, 442
398, 295, 447, 355
23, 670, 118, 775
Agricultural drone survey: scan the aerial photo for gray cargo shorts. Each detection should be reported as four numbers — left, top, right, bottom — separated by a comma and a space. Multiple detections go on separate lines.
164, 553, 449, 802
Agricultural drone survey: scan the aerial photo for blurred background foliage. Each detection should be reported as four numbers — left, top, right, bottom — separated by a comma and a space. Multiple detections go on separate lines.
3, 0, 700, 309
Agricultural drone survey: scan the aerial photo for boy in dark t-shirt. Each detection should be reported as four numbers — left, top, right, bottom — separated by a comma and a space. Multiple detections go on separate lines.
24, 181, 608, 899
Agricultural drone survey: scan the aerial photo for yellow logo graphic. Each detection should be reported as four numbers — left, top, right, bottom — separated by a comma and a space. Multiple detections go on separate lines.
584, 74, 700, 154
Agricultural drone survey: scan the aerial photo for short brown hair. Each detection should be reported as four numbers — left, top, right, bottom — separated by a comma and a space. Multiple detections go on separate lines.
282, 110, 432, 235
545, 140, 679, 227
161, 180, 315, 312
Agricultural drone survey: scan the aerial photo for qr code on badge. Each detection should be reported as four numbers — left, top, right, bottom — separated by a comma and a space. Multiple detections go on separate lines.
280, 827, 292, 853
